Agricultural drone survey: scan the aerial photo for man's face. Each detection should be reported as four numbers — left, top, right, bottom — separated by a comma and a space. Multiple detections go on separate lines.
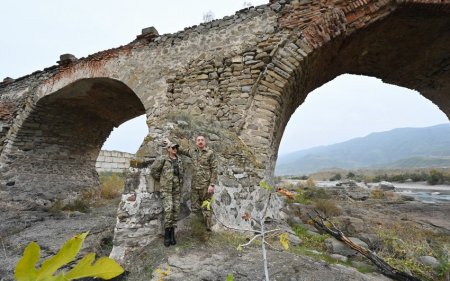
196, 136, 206, 149
168, 146, 178, 155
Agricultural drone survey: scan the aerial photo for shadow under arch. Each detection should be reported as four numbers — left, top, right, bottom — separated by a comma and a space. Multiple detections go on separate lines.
265, 4, 450, 176
1, 77, 145, 204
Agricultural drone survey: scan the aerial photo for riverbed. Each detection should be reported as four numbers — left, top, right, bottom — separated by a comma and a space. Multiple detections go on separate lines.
290, 180, 450, 203
393, 182, 450, 203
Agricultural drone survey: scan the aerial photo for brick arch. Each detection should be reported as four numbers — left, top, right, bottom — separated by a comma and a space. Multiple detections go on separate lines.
0, 0, 449, 207
0, 77, 145, 202
239, 0, 450, 177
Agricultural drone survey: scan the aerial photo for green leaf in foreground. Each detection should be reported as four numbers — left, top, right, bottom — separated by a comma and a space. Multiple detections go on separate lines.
202, 199, 211, 210
14, 232, 124, 281
279, 233, 289, 250
65, 253, 124, 280
37, 232, 88, 279
15, 242, 40, 281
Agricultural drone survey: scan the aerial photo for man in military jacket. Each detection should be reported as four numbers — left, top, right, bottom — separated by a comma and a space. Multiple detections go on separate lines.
164, 135, 218, 230
150, 143, 183, 246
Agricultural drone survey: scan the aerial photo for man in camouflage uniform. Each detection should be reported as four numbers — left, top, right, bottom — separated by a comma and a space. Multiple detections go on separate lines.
150, 143, 183, 247
164, 135, 218, 230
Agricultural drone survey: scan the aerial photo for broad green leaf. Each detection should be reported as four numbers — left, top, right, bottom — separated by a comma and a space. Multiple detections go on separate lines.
45, 273, 65, 281
65, 253, 124, 280
259, 181, 273, 191
36, 232, 88, 280
236, 245, 243, 251
226, 273, 234, 281
279, 233, 289, 250
15, 242, 40, 281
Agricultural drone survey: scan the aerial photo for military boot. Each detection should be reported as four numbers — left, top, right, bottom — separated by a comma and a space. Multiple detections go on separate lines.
170, 227, 177, 245
164, 228, 171, 247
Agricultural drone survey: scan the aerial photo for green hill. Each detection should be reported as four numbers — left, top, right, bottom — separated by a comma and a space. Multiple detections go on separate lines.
275, 124, 450, 175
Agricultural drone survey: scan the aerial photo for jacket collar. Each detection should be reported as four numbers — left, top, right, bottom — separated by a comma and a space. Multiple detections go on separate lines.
196, 146, 209, 152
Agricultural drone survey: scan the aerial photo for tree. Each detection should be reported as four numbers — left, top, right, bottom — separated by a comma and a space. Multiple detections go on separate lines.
346, 172, 355, 179
330, 173, 341, 181
427, 169, 444, 185
203, 11, 214, 23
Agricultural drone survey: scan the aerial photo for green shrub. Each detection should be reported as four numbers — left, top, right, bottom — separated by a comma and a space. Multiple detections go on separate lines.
437, 257, 450, 280
346, 172, 355, 179
329, 173, 342, 181
303, 187, 331, 200
292, 224, 328, 251
427, 169, 445, 185
293, 189, 311, 204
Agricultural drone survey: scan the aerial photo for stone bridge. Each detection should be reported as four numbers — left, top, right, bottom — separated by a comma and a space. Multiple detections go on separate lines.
1, 0, 449, 205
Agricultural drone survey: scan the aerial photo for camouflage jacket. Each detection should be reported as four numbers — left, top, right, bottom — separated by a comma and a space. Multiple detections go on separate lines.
178, 146, 218, 190
150, 155, 183, 192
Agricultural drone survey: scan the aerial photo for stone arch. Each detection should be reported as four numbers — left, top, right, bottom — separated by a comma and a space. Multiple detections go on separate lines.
1, 77, 145, 204
239, 1, 450, 177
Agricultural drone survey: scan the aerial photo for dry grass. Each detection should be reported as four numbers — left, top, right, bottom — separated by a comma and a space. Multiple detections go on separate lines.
374, 221, 450, 280
370, 188, 384, 199
314, 199, 342, 217
48, 173, 125, 213
99, 173, 125, 199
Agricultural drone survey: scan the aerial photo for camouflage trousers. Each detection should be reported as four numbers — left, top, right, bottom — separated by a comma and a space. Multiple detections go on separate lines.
191, 188, 212, 230
161, 179, 181, 228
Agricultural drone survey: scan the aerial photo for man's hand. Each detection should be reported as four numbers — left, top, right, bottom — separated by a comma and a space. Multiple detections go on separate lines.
207, 185, 215, 194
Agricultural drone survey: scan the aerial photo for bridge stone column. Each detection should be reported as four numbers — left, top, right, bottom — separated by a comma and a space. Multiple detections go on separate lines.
110, 114, 287, 263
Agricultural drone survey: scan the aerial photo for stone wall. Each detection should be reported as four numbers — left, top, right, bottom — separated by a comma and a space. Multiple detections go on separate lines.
96, 150, 134, 173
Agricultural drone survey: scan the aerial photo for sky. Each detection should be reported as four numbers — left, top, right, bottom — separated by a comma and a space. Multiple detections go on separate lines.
1, 1, 449, 155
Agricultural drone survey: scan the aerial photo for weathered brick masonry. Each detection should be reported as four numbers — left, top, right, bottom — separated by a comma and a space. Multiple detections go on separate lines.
96, 150, 134, 173
0, 0, 449, 254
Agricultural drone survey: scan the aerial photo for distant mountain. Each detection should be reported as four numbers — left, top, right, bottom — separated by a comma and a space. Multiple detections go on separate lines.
275, 124, 450, 175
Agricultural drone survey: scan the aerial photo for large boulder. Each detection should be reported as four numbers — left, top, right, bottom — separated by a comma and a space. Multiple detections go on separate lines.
378, 181, 395, 191
417, 256, 440, 269
335, 216, 365, 236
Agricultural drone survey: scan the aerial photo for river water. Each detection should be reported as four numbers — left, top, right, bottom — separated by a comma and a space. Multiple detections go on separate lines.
393, 182, 450, 203
305, 180, 450, 203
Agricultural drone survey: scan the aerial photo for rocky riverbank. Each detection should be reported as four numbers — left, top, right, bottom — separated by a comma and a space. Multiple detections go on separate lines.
0, 193, 118, 281
1, 180, 449, 280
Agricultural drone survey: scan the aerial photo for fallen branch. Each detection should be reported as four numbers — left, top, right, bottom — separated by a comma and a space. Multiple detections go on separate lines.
308, 210, 422, 281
